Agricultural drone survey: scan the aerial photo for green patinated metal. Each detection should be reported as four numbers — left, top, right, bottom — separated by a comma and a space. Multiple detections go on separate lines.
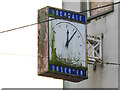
49, 26, 58, 65
51, 31, 57, 61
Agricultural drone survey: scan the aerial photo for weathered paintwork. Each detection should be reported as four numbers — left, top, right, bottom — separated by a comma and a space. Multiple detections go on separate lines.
38, 7, 49, 74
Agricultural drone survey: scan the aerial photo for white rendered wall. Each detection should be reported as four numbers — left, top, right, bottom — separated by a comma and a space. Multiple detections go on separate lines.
63, 1, 119, 88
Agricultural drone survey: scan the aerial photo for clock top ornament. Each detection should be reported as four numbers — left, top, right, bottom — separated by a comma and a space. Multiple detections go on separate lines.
38, 6, 88, 82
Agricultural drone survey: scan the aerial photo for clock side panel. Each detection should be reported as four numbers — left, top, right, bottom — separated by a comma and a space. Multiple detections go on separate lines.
38, 7, 49, 74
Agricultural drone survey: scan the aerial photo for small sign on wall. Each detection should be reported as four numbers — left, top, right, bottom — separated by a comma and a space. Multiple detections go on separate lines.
38, 6, 88, 82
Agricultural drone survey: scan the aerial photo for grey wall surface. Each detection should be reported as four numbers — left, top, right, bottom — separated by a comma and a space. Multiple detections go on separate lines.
63, 1, 119, 88
118, 3, 120, 90
62, 2, 81, 12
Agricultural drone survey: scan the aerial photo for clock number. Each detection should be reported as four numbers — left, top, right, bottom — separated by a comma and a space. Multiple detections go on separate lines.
66, 25, 68, 28
78, 52, 81, 55
59, 25, 61, 28
73, 28, 75, 31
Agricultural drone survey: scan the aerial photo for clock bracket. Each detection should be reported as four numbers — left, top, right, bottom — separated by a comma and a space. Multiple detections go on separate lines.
87, 33, 103, 71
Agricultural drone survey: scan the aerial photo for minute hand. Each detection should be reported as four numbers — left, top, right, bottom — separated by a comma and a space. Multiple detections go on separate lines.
67, 30, 77, 44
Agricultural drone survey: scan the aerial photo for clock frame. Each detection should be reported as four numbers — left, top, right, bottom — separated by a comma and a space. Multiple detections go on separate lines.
38, 6, 88, 82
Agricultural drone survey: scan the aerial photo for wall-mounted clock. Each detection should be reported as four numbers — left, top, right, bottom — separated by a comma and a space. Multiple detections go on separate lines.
38, 6, 87, 82
49, 17, 86, 68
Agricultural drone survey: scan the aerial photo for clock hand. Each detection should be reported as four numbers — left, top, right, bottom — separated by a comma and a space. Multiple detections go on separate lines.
67, 30, 77, 46
65, 29, 69, 48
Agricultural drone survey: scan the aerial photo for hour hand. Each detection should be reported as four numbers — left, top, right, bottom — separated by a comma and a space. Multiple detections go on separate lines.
65, 41, 69, 48
65, 29, 69, 48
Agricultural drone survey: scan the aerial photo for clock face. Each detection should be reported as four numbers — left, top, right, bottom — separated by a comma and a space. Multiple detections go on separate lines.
49, 17, 86, 67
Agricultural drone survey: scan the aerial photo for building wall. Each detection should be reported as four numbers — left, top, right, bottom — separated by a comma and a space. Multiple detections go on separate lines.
90, 1, 111, 16
62, 2, 81, 12
118, 3, 120, 90
63, 1, 119, 88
